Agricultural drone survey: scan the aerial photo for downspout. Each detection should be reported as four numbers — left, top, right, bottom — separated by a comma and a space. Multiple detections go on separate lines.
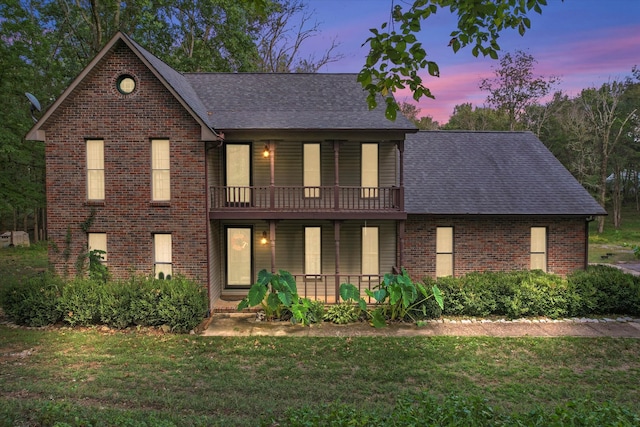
585, 216, 595, 270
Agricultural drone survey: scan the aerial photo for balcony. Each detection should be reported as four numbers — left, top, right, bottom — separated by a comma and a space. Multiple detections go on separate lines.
210, 186, 404, 219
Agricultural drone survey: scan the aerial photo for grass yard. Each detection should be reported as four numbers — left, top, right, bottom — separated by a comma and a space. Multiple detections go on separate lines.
589, 206, 640, 263
1, 327, 640, 426
0, 241, 48, 289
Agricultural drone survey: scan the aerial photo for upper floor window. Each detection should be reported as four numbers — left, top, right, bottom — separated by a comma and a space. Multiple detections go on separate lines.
225, 144, 251, 204
86, 139, 104, 200
436, 227, 453, 277
530, 227, 547, 272
153, 233, 172, 279
304, 143, 320, 198
152, 139, 170, 201
361, 143, 378, 198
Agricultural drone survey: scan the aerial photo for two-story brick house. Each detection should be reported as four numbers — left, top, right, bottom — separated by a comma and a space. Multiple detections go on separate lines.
26, 32, 605, 310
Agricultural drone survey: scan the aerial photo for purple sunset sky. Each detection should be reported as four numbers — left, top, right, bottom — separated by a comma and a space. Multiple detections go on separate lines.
301, 0, 640, 124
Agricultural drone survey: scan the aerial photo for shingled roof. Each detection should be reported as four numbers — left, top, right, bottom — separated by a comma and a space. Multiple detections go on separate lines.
404, 131, 606, 216
184, 73, 416, 131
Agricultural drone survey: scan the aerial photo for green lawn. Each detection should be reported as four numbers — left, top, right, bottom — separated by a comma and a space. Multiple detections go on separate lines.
0, 241, 48, 289
589, 206, 640, 263
1, 327, 639, 426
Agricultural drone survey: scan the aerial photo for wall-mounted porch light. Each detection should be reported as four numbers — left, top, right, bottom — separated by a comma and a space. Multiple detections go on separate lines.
262, 144, 270, 158
260, 231, 268, 245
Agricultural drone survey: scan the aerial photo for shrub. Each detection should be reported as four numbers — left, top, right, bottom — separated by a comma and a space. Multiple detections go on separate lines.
0, 273, 63, 326
97, 280, 140, 329
431, 270, 620, 320
58, 278, 102, 326
155, 276, 208, 332
237, 269, 323, 326
128, 275, 164, 326
568, 265, 640, 316
324, 303, 361, 324
365, 268, 443, 327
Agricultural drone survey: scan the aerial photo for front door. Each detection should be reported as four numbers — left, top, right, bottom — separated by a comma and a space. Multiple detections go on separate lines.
226, 226, 253, 287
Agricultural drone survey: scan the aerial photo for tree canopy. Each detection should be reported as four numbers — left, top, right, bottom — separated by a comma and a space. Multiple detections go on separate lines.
359, 0, 553, 120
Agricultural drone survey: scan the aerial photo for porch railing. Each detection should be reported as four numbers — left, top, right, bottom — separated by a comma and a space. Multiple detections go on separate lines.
290, 273, 383, 304
210, 186, 402, 211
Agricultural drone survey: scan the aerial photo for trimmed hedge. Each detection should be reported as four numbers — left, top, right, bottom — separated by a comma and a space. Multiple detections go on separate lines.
1, 274, 208, 333
1, 273, 63, 327
426, 266, 640, 319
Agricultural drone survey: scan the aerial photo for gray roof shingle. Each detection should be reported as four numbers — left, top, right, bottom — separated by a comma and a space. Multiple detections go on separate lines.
184, 73, 417, 131
124, 35, 213, 130
404, 131, 606, 216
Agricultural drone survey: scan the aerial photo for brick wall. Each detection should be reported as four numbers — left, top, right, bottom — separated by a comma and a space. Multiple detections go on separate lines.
43, 41, 208, 283
403, 215, 588, 279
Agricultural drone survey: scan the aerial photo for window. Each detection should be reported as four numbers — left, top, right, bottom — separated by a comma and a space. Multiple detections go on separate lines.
88, 233, 107, 264
153, 234, 172, 279
86, 139, 104, 200
152, 139, 170, 201
227, 227, 252, 286
305, 227, 321, 275
362, 226, 379, 275
225, 144, 251, 204
361, 143, 378, 198
530, 227, 547, 272
116, 75, 136, 94
304, 143, 320, 198
436, 227, 453, 277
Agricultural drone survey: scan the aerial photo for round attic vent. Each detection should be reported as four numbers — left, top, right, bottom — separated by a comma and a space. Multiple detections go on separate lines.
116, 75, 136, 94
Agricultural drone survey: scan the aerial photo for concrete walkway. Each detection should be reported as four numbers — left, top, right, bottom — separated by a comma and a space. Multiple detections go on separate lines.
202, 313, 640, 338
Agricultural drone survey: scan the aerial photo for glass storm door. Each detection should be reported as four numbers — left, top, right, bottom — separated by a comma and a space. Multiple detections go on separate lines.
226, 144, 251, 205
227, 227, 252, 286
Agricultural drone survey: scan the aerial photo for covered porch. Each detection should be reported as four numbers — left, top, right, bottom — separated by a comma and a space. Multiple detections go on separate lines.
209, 219, 406, 306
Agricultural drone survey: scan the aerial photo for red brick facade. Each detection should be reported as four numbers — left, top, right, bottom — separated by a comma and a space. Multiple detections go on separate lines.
43, 42, 209, 283
403, 215, 588, 279
37, 36, 596, 311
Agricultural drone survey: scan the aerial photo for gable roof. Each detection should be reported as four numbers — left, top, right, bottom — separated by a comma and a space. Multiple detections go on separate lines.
26, 32, 220, 142
404, 131, 606, 216
184, 73, 417, 131
27, 32, 416, 140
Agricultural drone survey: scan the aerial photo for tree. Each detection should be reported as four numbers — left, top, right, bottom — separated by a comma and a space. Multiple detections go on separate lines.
442, 103, 509, 131
479, 50, 559, 131
256, 0, 342, 72
581, 80, 637, 232
399, 101, 440, 129
359, 0, 552, 120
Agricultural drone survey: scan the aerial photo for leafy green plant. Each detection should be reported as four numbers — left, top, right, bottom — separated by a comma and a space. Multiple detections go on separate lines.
88, 249, 110, 283
0, 272, 63, 326
154, 276, 208, 332
324, 283, 368, 324
237, 269, 320, 326
58, 278, 101, 326
365, 268, 443, 327
324, 303, 361, 324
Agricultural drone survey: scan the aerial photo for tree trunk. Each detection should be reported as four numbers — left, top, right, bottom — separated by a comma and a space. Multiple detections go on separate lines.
612, 167, 622, 229
597, 155, 608, 233
33, 207, 39, 243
